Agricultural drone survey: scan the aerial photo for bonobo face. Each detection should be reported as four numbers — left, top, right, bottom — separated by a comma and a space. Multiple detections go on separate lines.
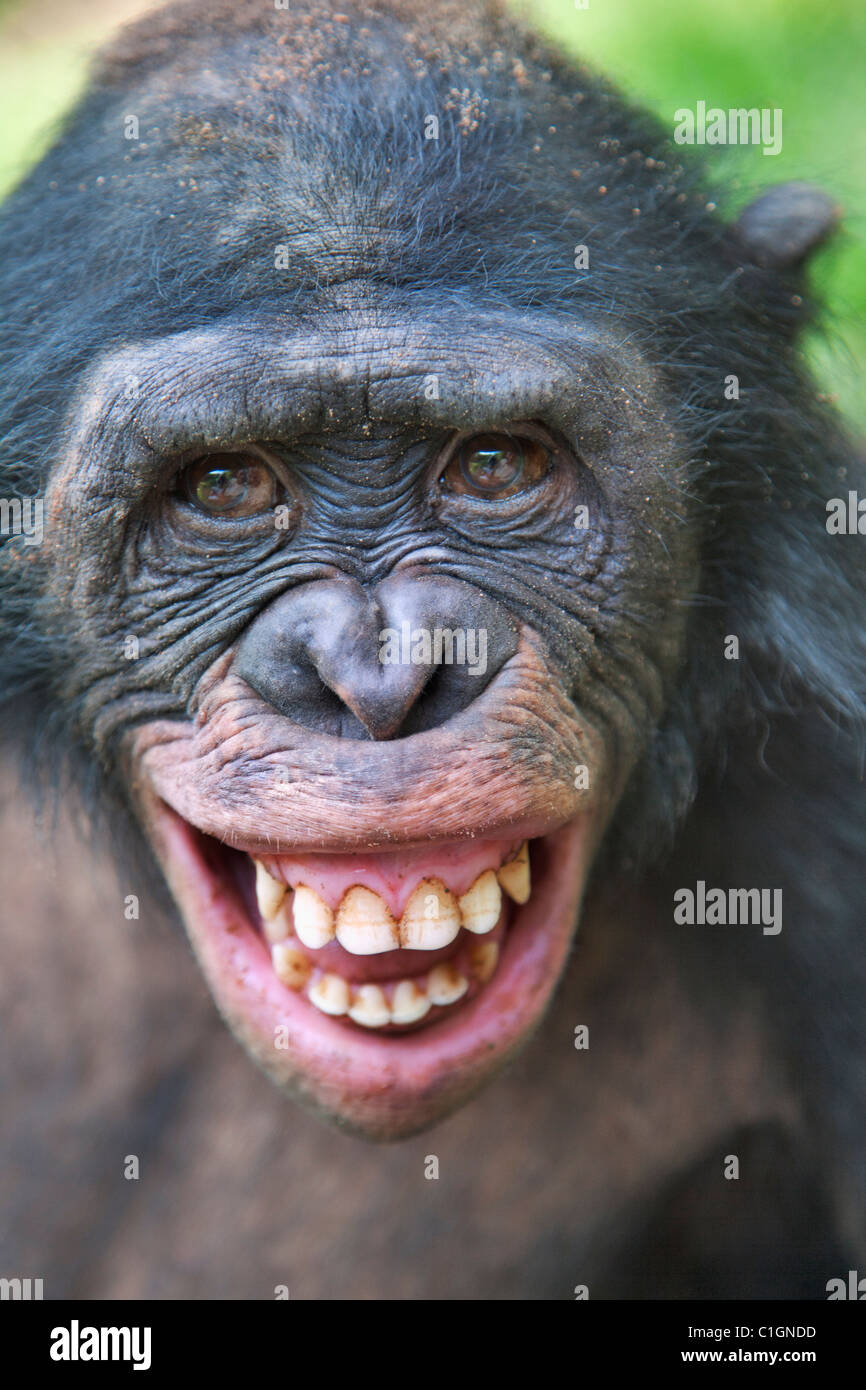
43, 305, 696, 1138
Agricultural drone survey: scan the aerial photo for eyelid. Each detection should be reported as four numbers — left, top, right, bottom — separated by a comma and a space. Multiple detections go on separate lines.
436, 421, 557, 471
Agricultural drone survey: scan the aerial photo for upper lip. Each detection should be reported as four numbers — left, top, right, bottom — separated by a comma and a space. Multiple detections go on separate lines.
131, 630, 592, 855
167, 804, 570, 859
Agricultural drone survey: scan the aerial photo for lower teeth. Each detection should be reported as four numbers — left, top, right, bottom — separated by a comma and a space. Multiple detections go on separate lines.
270, 940, 500, 1029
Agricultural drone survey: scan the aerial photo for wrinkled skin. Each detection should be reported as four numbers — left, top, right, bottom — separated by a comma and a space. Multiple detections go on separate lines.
0, 0, 864, 1295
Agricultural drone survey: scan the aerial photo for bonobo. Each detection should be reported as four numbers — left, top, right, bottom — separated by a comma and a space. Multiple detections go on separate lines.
0, 0, 864, 1291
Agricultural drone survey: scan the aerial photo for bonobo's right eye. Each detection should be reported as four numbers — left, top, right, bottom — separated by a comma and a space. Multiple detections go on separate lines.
179, 451, 279, 518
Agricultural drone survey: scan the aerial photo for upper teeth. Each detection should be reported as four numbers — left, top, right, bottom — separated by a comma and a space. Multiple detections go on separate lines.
399, 879, 461, 950
458, 870, 502, 933
336, 886, 400, 955
496, 842, 531, 905
253, 842, 529, 957
255, 860, 288, 921
294, 885, 337, 950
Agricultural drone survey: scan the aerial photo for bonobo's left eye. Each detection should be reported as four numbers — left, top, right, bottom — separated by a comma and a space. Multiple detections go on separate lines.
438, 431, 552, 500
179, 452, 278, 518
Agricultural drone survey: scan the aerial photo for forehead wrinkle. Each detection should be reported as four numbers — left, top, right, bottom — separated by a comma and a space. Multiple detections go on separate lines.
61, 311, 631, 453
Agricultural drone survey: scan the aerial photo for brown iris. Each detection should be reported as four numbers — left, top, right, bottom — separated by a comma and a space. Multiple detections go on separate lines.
181, 453, 277, 517
441, 433, 550, 499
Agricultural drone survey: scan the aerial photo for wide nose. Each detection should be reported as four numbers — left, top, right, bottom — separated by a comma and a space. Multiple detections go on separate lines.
233, 574, 519, 739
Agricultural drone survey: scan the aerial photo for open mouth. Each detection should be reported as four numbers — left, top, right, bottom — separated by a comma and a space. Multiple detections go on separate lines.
145, 794, 591, 1137
242, 837, 531, 1032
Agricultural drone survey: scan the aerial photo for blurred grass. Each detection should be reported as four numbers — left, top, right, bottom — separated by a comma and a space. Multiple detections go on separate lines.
528, 0, 866, 428
0, 0, 863, 426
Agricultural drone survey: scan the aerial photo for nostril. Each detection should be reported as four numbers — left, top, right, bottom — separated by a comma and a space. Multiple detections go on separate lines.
233, 575, 519, 740
396, 663, 469, 737
294, 671, 375, 740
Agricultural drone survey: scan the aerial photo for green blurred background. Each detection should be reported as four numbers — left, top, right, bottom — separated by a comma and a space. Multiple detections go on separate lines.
0, 0, 863, 426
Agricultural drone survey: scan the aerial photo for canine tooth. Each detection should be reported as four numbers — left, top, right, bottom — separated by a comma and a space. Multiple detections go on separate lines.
427, 963, 469, 1007
271, 943, 312, 991
400, 879, 461, 950
390, 980, 432, 1025
348, 984, 391, 1028
293, 885, 336, 949
336, 887, 400, 955
263, 900, 291, 945
255, 860, 287, 921
497, 842, 531, 904
308, 972, 350, 1016
458, 870, 502, 934
468, 939, 499, 985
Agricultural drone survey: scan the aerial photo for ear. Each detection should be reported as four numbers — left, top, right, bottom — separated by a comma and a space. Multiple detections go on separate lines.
733, 181, 841, 270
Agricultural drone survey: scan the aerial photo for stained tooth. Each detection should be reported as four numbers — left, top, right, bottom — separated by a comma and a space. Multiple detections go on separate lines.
335, 886, 399, 955
468, 939, 499, 985
271, 943, 312, 991
293, 885, 336, 950
400, 879, 461, 950
496, 842, 531, 904
263, 900, 291, 945
255, 860, 287, 921
390, 980, 432, 1025
458, 870, 502, 934
348, 984, 391, 1028
308, 972, 350, 1016
427, 963, 469, 1007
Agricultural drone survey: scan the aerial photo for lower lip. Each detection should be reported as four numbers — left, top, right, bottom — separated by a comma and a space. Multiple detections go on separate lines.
149, 803, 591, 1133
